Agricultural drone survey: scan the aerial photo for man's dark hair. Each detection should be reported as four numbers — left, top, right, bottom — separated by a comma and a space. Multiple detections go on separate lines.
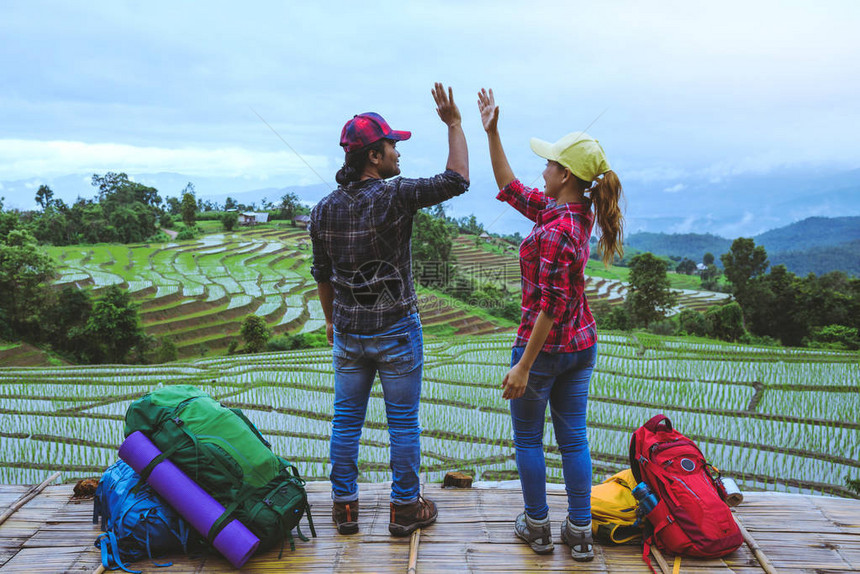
336, 139, 389, 185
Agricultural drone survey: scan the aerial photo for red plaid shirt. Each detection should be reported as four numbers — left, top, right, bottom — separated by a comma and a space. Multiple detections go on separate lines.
497, 179, 597, 353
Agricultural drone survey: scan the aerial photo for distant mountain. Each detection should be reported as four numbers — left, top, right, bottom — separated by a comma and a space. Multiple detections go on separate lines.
769, 239, 860, 277
626, 233, 732, 263
626, 216, 860, 276
754, 216, 860, 253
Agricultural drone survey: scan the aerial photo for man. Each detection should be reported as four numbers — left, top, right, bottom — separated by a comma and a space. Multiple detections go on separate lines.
309, 83, 468, 537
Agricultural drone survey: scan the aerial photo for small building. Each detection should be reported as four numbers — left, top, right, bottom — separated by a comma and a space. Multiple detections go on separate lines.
479, 232, 491, 242
239, 212, 269, 226
293, 214, 311, 229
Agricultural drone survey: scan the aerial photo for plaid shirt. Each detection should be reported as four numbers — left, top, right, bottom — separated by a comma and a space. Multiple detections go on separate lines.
310, 170, 468, 333
497, 179, 597, 353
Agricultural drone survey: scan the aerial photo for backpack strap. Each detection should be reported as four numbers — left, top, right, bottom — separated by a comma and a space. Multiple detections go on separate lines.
644, 414, 672, 432
142, 508, 174, 568
134, 439, 183, 491
206, 484, 257, 543
305, 497, 316, 538
93, 494, 103, 528
98, 531, 143, 574
229, 407, 272, 448
642, 537, 658, 574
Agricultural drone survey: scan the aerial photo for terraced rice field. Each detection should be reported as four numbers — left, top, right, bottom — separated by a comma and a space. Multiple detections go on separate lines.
451, 236, 730, 313
1, 333, 856, 499
43, 227, 513, 358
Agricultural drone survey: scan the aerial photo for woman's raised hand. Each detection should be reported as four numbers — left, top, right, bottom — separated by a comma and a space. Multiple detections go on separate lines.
477, 88, 499, 133
432, 83, 461, 127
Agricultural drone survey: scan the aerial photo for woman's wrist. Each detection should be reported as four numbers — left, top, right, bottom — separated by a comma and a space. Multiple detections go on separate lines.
513, 358, 532, 372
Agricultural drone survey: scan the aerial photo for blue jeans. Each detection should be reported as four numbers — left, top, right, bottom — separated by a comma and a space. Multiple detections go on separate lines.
330, 313, 424, 505
510, 344, 596, 525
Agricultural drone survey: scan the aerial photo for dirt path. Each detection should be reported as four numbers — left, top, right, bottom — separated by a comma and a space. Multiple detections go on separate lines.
161, 227, 178, 239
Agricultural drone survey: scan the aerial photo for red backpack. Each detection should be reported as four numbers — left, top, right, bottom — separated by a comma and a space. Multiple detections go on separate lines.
629, 414, 742, 568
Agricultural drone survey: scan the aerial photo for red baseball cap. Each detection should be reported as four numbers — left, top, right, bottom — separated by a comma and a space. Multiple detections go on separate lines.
340, 112, 411, 153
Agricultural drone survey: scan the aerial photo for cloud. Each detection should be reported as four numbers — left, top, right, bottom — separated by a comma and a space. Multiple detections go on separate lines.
663, 183, 686, 193
670, 216, 700, 233
715, 212, 761, 238
0, 139, 332, 183
622, 166, 688, 184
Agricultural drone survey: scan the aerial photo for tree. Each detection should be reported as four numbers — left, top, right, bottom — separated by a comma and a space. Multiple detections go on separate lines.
627, 253, 678, 327
240, 315, 270, 354
278, 192, 301, 220
154, 336, 178, 363
0, 198, 20, 243
92, 172, 161, 208
457, 214, 484, 235
222, 211, 239, 231
38, 286, 99, 361
412, 209, 457, 289
807, 325, 860, 350
180, 184, 197, 227
165, 196, 181, 216
35, 185, 54, 210
721, 238, 768, 303
705, 302, 746, 341
0, 230, 56, 338
703, 252, 715, 266
678, 309, 710, 337
79, 285, 144, 363
224, 197, 238, 211
78, 173, 162, 243
676, 258, 697, 275
700, 264, 722, 291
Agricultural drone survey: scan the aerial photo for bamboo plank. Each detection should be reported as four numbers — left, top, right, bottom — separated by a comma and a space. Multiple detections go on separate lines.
0, 483, 858, 573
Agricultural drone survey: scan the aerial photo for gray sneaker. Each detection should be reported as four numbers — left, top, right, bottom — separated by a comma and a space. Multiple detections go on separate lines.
560, 518, 594, 561
514, 512, 554, 554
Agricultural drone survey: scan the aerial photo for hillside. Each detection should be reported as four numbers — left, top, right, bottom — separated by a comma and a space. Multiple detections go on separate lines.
16, 228, 730, 365
625, 232, 732, 264
770, 239, 860, 277
39, 226, 515, 359
754, 216, 860, 253
626, 216, 860, 276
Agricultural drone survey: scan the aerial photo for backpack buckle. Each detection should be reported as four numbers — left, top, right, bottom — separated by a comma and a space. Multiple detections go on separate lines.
172, 417, 184, 426
264, 498, 273, 507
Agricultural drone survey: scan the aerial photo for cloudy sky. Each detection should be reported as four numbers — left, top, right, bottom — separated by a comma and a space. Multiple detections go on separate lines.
2, 1, 859, 236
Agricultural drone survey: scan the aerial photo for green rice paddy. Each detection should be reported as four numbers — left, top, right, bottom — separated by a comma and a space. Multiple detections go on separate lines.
0, 333, 856, 498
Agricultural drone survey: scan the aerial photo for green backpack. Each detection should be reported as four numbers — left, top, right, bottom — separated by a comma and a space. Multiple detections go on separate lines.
124, 384, 315, 555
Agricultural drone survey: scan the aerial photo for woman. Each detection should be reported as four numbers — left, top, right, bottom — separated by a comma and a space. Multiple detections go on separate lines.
477, 88, 624, 562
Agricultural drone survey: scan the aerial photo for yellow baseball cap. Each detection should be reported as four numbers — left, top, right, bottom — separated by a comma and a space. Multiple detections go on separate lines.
530, 131, 610, 182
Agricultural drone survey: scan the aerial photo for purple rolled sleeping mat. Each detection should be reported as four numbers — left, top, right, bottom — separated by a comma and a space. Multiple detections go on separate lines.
119, 431, 260, 568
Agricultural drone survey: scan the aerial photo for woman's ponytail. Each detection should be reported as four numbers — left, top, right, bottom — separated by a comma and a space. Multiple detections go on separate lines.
590, 170, 625, 267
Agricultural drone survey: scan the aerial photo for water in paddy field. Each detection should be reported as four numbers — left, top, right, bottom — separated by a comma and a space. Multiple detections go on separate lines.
0, 333, 857, 499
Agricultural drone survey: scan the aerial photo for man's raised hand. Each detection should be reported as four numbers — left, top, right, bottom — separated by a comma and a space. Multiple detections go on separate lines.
432, 82, 461, 127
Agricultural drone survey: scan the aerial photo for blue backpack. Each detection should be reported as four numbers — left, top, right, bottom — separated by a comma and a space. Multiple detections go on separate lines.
93, 460, 201, 573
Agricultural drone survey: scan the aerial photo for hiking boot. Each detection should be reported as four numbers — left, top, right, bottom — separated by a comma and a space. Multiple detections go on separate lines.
332, 500, 359, 534
389, 495, 437, 536
561, 518, 594, 561
514, 512, 554, 554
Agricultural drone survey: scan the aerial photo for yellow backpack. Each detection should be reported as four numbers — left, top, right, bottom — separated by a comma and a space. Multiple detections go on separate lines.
591, 468, 643, 544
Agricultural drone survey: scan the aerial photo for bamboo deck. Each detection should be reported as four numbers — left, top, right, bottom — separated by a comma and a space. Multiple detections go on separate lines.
0, 481, 858, 573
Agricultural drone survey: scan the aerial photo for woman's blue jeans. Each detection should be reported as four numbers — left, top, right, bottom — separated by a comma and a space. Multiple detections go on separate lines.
510, 344, 596, 524
330, 313, 424, 505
